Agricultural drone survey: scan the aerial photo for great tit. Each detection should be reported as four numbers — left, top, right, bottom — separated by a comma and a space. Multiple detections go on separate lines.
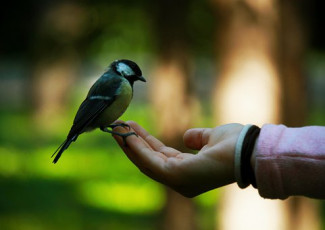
52, 59, 146, 163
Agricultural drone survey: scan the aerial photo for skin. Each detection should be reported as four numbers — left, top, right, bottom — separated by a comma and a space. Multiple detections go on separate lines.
113, 121, 256, 198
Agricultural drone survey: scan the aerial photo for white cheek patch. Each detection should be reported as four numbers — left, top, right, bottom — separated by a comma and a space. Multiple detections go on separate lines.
117, 62, 134, 77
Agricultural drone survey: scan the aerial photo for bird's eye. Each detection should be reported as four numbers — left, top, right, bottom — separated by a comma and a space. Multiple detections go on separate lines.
116, 62, 135, 77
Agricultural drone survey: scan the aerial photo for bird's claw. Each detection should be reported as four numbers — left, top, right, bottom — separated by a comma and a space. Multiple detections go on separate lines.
109, 123, 131, 131
101, 126, 138, 146
120, 131, 138, 146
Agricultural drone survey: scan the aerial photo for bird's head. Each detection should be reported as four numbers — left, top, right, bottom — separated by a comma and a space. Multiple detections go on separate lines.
111, 59, 146, 85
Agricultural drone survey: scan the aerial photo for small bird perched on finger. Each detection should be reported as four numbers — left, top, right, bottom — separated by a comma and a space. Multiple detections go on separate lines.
52, 59, 146, 163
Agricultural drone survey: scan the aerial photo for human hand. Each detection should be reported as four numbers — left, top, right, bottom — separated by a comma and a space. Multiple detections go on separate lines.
113, 121, 244, 198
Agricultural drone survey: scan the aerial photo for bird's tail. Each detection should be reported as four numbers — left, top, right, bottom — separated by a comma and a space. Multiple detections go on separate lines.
52, 136, 76, 164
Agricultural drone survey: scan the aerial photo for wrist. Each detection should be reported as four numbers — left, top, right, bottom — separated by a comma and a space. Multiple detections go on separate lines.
234, 124, 260, 189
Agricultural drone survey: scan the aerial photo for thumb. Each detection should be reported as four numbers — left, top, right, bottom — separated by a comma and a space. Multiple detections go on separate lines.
183, 128, 212, 150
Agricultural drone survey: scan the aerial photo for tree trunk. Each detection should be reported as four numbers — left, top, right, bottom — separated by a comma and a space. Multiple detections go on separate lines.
31, 2, 85, 133
32, 56, 79, 132
151, 55, 198, 230
150, 1, 198, 229
211, 0, 286, 229
212, 0, 282, 126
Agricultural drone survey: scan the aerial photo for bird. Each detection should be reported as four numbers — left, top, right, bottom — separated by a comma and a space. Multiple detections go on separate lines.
52, 59, 146, 164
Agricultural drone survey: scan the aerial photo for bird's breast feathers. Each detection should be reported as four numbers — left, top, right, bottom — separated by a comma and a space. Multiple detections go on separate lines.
96, 79, 133, 127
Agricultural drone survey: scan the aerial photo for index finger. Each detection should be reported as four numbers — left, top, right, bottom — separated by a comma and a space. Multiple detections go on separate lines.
112, 123, 168, 176
124, 121, 182, 157
124, 121, 165, 150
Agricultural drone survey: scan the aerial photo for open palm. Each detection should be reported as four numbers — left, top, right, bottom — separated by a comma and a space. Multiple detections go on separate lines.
113, 121, 243, 197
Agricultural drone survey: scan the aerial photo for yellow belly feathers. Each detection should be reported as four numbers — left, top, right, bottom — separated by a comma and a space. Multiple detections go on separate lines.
95, 79, 132, 127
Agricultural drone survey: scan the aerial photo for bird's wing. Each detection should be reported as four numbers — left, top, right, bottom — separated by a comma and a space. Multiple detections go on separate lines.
67, 75, 122, 139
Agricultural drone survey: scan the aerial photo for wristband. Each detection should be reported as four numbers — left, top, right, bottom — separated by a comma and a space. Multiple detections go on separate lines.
235, 124, 260, 188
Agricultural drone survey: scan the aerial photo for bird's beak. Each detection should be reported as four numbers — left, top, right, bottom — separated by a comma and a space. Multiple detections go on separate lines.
138, 75, 146, 82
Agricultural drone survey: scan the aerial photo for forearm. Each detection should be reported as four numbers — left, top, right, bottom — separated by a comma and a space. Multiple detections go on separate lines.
252, 124, 325, 199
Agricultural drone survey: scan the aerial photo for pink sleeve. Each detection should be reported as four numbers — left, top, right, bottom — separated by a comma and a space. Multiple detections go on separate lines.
255, 124, 325, 199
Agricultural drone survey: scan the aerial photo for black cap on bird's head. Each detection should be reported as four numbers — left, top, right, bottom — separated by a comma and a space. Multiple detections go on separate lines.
111, 59, 146, 84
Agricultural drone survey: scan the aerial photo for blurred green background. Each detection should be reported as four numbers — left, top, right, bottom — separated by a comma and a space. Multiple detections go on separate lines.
0, 0, 324, 230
